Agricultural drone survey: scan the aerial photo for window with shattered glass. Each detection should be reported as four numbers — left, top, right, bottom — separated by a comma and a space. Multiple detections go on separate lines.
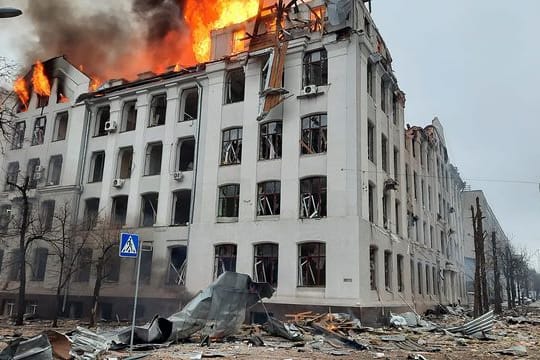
257, 181, 280, 216
301, 114, 327, 155
300, 177, 327, 219
167, 246, 187, 285
254, 243, 278, 287
11, 121, 25, 150
149, 94, 167, 127
221, 128, 242, 165
298, 242, 325, 287
218, 184, 240, 218
140, 193, 158, 227
214, 244, 237, 279
259, 121, 282, 160
303, 49, 328, 87
31, 117, 46, 146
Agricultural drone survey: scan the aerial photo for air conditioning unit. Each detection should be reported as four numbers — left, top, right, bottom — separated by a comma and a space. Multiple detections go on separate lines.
104, 120, 117, 132
173, 171, 184, 181
300, 85, 318, 97
112, 178, 125, 188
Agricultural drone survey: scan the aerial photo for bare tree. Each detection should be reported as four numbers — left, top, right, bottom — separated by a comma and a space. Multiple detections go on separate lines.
471, 197, 489, 316
0, 57, 20, 146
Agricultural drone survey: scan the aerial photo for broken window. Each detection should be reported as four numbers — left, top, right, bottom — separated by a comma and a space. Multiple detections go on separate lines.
384, 250, 392, 290
397, 254, 404, 292
367, 121, 375, 163
144, 142, 163, 176
95, 106, 110, 137
37, 92, 49, 108
410, 259, 415, 292
367, 62, 373, 98
40, 200, 55, 231
381, 134, 388, 171
393, 147, 399, 177
117, 147, 133, 179
441, 230, 446, 256
303, 49, 328, 87
259, 121, 282, 160
368, 183, 375, 223
139, 243, 153, 284
140, 193, 158, 227
181, 88, 198, 121
56, 77, 67, 103
53, 112, 68, 141
428, 185, 432, 210
121, 101, 137, 132
149, 94, 167, 126
380, 81, 387, 112
111, 195, 128, 226
382, 193, 388, 229
11, 121, 25, 150
221, 128, 242, 165
257, 181, 280, 216
214, 244, 237, 279
8, 249, 21, 281
31, 117, 46, 146
0, 205, 11, 232
421, 179, 425, 205
370, 246, 377, 290
84, 198, 100, 230
432, 266, 438, 296
417, 262, 423, 294
254, 243, 278, 287
225, 69, 245, 104
172, 190, 191, 225
31, 247, 48, 281
405, 164, 410, 194
430, 225, 434, 248
89, 151, 105, 183
167, 246, 187, 285
300, 176, 327, 219
218, 184, 240, 218
75, 248, 92, 282
413, 171, 418, 199
298, 242, 325, 287
104, 247, 120, 282
6, 162, 19, 190
301, 114, 327, 155
395, 200, 400, 234
309, 6, 326, 32
27, 158, 41, 189
177, 137, 195, 171
425, 264, 431, 294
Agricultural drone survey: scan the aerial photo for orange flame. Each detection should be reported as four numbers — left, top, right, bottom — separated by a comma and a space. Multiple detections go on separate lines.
13, 77, 30, 111
32, 61, 51, 97
184, 0, 259, 62
89, 77, 101, 92
59, 93, 69, 103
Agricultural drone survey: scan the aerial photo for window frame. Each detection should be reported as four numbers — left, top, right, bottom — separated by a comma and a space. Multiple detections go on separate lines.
217, 184, 240, 218
177, 137, 196, 172
89, 151, 106, 183
171, 190, 191, 226
257, 181, 281, 216
94, 106, 110, 137
259, 120, 282, 160
214, 244, 237, 279
224, 68, 245, 104
299, 176, 327, 219
111, 195, 128, 226
180, 88, 199, 122
121, 100, 137, 132
31, 116, 46, 146
12, 121, 25, 150
300, 113, 327, 155
254, 243, 279, 287
46, 155, 63, 186
148, 94, 167, 127
116, 147, 134, 179
140, 192, 159, 227
144, 141, 163, 176
52, 111, 68, 141
302, 48, 328, 87
221, 127, 242, 165
298, 242, 326, 287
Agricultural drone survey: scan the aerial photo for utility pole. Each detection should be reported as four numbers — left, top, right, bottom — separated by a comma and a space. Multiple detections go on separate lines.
492, 231, 502, 314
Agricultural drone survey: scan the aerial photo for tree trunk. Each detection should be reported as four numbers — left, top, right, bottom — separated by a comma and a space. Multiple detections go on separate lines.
15, 244, 26, 326
472, 205, 482, 317
89, 263, 103, 328
491, 232, 502, 314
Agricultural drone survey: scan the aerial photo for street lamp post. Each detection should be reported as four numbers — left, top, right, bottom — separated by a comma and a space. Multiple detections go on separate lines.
0, 8, 22, 18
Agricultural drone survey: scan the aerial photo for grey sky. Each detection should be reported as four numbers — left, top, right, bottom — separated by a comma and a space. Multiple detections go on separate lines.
1, 0, 539, 264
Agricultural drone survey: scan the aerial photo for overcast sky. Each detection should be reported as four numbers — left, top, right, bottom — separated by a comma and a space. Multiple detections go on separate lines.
1, 0, 539, 266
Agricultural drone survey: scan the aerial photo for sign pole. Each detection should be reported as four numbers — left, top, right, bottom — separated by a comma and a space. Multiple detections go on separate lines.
129, 240, 142, 353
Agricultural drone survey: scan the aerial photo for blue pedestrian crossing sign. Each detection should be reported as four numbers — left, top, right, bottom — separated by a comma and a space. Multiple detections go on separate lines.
120, 233, 139, 258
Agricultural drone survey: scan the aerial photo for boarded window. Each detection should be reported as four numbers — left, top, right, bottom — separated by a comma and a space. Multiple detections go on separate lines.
221, 128, 242, 165
95, 106, 110, 136
117, 147, 133, 179
225, 69, 245, 104
144, 142, 163, 176
32, 247, 48, 281
167, 246, 187, 285
257, 181, 280, 216
259, 121, 282, 160
303, 49, 328, 87
121, 101, 137, 132
12, 121, 25, 150
218, 184, 240, 218
298, 242, 325, 287
370, 246, 377, 290
301, 114, 327, 155
53, 112, 68, 141
84, 198, 100, 229
31, 117, 46, 146
111, 196, 128, 225
177, 137, 195, 171
181, 88, 198, 121
300, 177, 326, 218
89, 151, 105, 183
172, 190, 191, 225
214, 244, 237, 279
254, 243, 278, 287
41, 200, 55, 231
140, 193, 158, 227
149, 94, 167, 126
47, 156, 62, 186
76, 248, 92, 282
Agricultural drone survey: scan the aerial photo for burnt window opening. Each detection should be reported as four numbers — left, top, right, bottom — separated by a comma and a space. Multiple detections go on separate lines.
301, 114, 327, 155
27, 158, 41, 189
117, 147, 133, 179
367, 62, 374, 98
381, 134, 388, 172
172, 190, 191, 226
300, 176, 327, 219
367, 121, 375, 163
370, 246, 377, 290
167, 246, 187, 285
298, 242, 325, 287
144, 142, 163, 176
104, 246, 120, 282
37, 94, 49, 108
221, 128, 242, 165
84, 198, 100, 230
0, 205, 12, 233
53, 112, 68, 141
397, 254, 404, 292
40, 200, 55, 231
121, 101, 137, 132
177, 137, 195, 171
303, 49, 328, 87
111, 195, 128, 226
76, 248, 92, 282
254, 243, 278, 287
139, 243, 153, 284
140, 193, 158, 227
8, 249, 22, 281
214, 244, 237, 279
31, 247, 48, 281
181, 88, 199, 121
225, 69, 245, 104
384, 250, 392, 291
149, 94, 167, 127
368, 182, 375, 223
95, 106, 110, 137
89, 151, 105, 183
218, 184, 240, 218
56, 77, 66, 103
6, 162, 19, 190
31, 117, 46, 146
380, 81, 387, 112
382, 193, 388, 229
417, 262, 423, 294
257, 181, 280, 216
259, 121, 282, 160
11, 121, 25, 150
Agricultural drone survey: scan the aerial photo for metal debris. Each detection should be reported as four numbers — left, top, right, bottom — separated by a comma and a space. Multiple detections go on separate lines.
446, 310, 494, 335
0, 334, 52, 360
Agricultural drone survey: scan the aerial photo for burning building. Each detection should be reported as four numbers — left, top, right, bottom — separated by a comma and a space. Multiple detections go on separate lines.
0, 0, 467, 322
